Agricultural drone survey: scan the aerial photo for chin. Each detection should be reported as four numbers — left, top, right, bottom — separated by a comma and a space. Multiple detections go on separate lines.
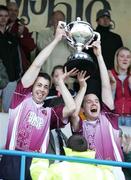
36, 101, 41, 104
90, 113, 99, 120
34, 98, 44, 104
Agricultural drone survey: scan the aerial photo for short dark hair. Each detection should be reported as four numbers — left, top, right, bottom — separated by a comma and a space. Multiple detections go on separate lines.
0, 5, 8, 12
67, 135, 88, 152
51, 65, 64, 77
49, 10, 65, 26
52, 10, 65, 20
38, 72, 51, 87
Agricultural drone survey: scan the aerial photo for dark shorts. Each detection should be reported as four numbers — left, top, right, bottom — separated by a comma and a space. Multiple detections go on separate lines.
0, 155, 32, 180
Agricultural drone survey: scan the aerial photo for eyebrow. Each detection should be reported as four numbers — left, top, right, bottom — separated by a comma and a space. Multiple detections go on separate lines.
86, 98, 99, 102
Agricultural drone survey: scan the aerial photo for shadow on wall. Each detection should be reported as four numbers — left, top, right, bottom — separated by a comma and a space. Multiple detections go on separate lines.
0, 113, 9, 149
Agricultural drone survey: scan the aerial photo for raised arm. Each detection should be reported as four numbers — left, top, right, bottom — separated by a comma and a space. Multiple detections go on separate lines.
92, 40, 114, 109
56, 68, 78, 118
21, 24, 65, 88
70, 71, 89, 131
108, 70, 117, 98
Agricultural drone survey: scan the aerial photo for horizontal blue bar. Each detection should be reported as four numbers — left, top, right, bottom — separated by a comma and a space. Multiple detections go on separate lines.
0, 149, 131, 168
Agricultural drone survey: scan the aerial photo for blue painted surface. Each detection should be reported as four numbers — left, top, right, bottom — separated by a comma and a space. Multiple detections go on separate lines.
0, 149, 131, 180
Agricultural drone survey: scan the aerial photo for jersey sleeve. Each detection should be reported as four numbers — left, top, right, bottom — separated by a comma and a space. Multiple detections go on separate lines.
102, 103, 119, 129
10, 80, 32, 109
50, 105, 68, 129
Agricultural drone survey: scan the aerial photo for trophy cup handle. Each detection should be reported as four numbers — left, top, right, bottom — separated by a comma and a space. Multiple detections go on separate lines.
94, 32, 101, 41
58, 21, 66, 28
58, 21, 74, 46
85, 32, 100, 50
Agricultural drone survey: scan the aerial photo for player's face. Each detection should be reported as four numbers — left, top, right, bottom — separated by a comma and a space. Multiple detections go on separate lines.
32, 77, 50, 104
83, 94, 100, 120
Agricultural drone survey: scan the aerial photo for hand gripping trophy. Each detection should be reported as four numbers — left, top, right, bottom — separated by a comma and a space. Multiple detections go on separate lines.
59, 17, 100, 76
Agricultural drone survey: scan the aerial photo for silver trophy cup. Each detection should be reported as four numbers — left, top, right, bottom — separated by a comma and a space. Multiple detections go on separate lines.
60, 17, 100, 76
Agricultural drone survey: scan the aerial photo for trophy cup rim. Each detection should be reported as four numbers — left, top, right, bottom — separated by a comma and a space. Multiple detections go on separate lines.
65, 17, 93, 28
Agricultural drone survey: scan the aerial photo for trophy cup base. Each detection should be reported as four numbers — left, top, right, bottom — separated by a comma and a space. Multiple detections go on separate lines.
64, 52, 97, 77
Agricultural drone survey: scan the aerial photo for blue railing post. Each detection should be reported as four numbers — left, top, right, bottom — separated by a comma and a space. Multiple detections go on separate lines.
20, 155, 26, 180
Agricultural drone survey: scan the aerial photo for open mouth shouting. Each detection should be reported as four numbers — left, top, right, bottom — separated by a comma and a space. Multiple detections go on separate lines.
90, 108, 98, 113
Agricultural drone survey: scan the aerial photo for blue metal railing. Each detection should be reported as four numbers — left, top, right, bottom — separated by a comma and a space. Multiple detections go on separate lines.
0, 149, 131, 180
